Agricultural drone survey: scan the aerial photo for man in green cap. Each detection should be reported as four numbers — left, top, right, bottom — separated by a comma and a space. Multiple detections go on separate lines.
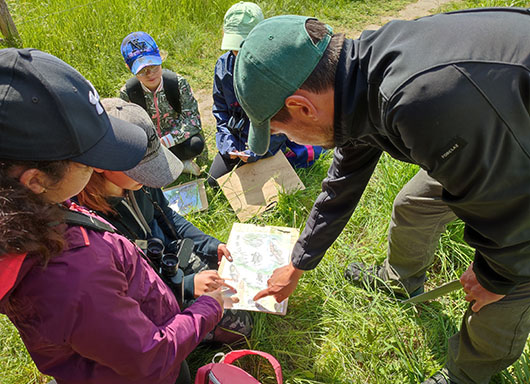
233, 9, 530, 384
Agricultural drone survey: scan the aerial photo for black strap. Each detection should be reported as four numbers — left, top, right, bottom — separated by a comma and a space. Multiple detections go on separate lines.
162, 69, 182, 115
125, 69, 181, 114
62, 210, 116, 233
141, 188, 180, 241
125, 77, 147, 110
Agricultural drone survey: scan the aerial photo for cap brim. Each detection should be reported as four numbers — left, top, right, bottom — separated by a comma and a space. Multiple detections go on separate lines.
71, 115, 147, 171
124, 145, 184, 188
248, 119, 270, 156
130, 55, 163, 74
221, 33, 245, 51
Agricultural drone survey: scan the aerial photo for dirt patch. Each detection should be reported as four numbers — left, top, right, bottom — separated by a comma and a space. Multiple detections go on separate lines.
349, 0, 455, 37
194, 87, 216, 130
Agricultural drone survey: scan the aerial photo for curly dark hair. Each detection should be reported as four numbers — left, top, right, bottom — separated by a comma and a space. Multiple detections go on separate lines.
0, 159, 70, 264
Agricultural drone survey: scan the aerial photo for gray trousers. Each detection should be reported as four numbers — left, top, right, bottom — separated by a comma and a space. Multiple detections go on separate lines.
380, 169, 530, 384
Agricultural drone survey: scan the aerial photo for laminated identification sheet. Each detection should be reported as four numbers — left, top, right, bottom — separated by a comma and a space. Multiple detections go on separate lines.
218, 223, 299, 315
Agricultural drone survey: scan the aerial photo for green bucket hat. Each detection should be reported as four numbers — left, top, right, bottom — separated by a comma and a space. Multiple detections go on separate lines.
221, 2, 264, 51
234, 15, 332, 155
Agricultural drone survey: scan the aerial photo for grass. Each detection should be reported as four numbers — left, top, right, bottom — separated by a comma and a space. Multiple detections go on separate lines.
2, 0, 530, 383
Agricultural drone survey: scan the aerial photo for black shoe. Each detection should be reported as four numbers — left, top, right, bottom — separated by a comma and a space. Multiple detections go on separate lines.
344, 262, 382, 288
422, 372, 455, 384
344, 262, 424, 297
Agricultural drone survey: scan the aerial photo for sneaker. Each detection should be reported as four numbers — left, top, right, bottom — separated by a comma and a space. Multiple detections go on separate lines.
344, 262, 424, 297
181, 160, 201, 176
344, 262, 382, 289
422, 371, 455, 384
202, 309, 253, 346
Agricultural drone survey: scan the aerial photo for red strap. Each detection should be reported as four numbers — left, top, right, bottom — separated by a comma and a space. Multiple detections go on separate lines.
223, 350, 283, 384
305, 145, 315, 163
0, 253, 27, 300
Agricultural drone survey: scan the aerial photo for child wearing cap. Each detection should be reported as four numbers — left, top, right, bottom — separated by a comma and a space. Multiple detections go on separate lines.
0, 48, 229, 384
120, 31, 204, 176
208, 1, 325, 188
77, 98, 253, 345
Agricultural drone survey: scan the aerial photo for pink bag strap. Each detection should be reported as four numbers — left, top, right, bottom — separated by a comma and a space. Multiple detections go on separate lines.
223, 350, 283, 384
305, 145, 315, 162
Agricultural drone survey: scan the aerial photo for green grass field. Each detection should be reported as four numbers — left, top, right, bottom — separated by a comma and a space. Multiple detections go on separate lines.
2, 0, 530, 383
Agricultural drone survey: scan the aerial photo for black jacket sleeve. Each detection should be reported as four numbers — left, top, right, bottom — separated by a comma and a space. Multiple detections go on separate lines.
291, 142, 382, 270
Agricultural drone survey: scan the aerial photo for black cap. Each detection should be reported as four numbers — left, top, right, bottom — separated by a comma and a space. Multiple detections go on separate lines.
0, 48, 147, 170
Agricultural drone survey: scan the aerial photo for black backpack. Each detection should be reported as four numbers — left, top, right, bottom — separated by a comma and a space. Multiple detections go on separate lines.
125, 69, 182, 115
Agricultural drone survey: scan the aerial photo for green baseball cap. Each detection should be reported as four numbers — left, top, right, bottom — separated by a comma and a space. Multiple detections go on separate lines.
234, 15, 332, 155
221, 2, 264, 51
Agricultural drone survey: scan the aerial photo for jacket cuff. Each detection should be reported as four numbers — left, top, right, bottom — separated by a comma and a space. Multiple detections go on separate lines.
183, 274, 195, 301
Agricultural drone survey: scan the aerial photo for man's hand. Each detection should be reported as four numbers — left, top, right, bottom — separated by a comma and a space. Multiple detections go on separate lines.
194, 270, 236, 297
217, 243, 233, 264
460, 262, 505, 312
253, 263, 304, 303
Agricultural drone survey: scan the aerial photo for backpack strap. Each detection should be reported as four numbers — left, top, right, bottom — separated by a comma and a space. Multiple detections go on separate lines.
223, 350, 283, 384
162, 69, 182, 115
63, 210, 116, 234
125, 77, 148, 110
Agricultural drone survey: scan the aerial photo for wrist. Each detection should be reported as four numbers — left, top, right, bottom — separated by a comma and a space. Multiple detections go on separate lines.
289, 262, 304, 279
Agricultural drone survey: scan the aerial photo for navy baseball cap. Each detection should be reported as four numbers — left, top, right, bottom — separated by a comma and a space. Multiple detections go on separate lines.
121, 32, 163, 75
0, 48, 147, 170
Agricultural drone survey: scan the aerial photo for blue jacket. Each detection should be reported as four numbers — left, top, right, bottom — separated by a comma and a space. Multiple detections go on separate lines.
213, 51, 287, 162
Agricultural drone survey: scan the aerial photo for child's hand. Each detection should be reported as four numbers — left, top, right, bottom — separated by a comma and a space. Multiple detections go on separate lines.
194, 270, 236, 297
203, 287, 240, 309
217, 243, 233, 264
228, 151, 250, 162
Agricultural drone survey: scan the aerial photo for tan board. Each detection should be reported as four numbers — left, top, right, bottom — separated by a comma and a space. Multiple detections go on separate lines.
217, 151, 305, 222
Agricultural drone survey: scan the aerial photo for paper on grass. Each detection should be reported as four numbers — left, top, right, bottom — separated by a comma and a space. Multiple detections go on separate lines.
217, 151, 305, 222
218, 223, 299, 315
163, 178, 208, 216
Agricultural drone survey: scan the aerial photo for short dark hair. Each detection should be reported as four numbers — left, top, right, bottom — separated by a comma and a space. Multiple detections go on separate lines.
272, 19, 344, 123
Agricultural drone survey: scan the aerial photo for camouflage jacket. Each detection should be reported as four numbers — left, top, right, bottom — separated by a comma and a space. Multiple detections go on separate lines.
120, 72, 202, 145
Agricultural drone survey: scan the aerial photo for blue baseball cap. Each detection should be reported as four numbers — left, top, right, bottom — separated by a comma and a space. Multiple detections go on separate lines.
121, 32, 162, 75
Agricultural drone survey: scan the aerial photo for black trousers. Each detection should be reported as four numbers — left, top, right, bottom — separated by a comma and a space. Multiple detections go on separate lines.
169, 133, 205, 161
207, 152, 245, 188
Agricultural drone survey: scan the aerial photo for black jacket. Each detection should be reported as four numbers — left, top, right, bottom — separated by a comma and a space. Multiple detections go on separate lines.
292, 8, 530, 295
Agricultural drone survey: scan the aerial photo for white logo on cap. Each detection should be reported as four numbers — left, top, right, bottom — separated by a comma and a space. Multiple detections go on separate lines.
87, 81, 104, 115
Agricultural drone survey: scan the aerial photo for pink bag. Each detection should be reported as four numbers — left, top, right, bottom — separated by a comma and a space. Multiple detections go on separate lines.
195, 349, 283, 384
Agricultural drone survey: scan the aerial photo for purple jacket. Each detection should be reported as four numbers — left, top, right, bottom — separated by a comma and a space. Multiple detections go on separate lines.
0, 204, 222, 383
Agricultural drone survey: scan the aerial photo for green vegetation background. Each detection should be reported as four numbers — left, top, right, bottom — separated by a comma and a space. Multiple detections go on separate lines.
2, 0, 530, 383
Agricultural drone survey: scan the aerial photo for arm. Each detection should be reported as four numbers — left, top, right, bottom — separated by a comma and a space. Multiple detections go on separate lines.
67, 237, 222, 381
212, 56, 246, 155
255, 143, 382, 302
174, 75, 202, 134
151, 188, 220, 258
291, 142, 382, 270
